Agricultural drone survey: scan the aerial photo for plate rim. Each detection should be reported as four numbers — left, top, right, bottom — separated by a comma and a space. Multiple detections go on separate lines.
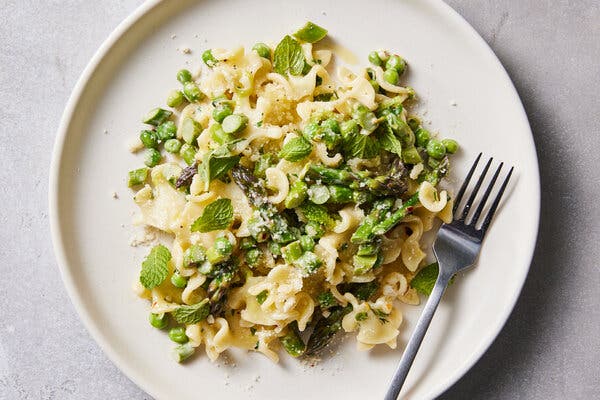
49, 0, 541, 398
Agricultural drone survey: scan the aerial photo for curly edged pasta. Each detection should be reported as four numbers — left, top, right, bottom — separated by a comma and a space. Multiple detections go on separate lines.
127, 22, 460, 363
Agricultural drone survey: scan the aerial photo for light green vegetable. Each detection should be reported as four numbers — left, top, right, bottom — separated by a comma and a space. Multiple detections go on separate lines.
383, 68, 399, 85
156, 120, 177, 140
293, 21, 328, 43
368, 51, 383, 66
426, 139, 446, 159
144, 148, 161, 167
308, 184, 330, 205
252, 43, 271, 59
221, 114, 248, 134
139, 130, 158, 149
168, 327, 189, 344
209, 123, 235, 145
284, 180, 308, 209
183, 244, 206, 267
202, 49, 218, 67
142, 108, 172, 126
172, 343, 195, 363
183, 82, 204, 103
166, 90, 184, 107
212, 103, 233, 123
128, 167, 148, 187
180, 117, 202, 144
149, 313, 168, 329
170, 272, 188, 288
256, 290, 268, 304
385, 55, 406, 75
282, 241, 303, 262
442, 138, 459, 154
179, 143, 197, 165
164, 138, 182, 153
317, 291, 337, 309
191, 198, 233, 232
279, 322, 306, 357
177, 69, 192, 84
139, 244, 171, 289
415, 127, 431, 147
206, 237, 234, 264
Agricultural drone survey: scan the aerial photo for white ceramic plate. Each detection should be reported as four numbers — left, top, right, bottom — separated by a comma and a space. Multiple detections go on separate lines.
50, 0, 540, 399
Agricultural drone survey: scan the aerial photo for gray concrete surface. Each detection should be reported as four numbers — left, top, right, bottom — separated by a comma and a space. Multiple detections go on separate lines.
1, 1, 598, 399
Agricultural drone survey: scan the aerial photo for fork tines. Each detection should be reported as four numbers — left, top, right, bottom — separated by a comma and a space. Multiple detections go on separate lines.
452, 153, 514, 231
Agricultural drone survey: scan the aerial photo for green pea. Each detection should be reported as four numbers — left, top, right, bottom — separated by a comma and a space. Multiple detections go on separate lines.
442, 138, 459, 154
368, 51, 382, 66
144, 148, 161, 167
239, 237, 257, 250
299, 235, 314, 252
415, 127, 431, 148
212, 104, 233, 123
383, 68, 400, 85
149, 313, 168, 329
252, 43, 271, 59
321, 118, 340, 134
166, 90, 185, 107
177, 69, 192, 84
164, 138, 182, 153
170, 272, 188, 288
385, 55, 407, 75
139, 130, 158, 149
245, 248, 261, 267
221, 114, 248, 134
206, 237, 233, 264
179, 143, 197, 165
427, 139, 446, 159
202, 49, 218, 67
183, 82, 204, 103
303, 122, 322, 141
128, 167, 148, 187
268, 241, 282, 256
168, 327, 189, 344
183, 244, 206, 266
156, 121, 177, 140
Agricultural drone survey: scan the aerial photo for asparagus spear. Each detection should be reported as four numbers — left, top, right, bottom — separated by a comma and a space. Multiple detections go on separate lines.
206, 260, 238, 316
279, 322, 306, 357
371, 192, 420, 236
308, 162, 407, 197
351, 198, 394, 244
232, 166, 296, 244
304, 281, 380, 356
304, 305, 352, 356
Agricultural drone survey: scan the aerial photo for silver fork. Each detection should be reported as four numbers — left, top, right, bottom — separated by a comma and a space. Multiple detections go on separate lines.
384, 153, 514, 400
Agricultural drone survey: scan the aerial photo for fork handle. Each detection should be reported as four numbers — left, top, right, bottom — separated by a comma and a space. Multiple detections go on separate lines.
384, 272, 451, 400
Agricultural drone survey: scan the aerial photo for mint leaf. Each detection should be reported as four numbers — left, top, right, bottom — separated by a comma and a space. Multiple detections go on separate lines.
172, 298, 210, 324
191, 198, 233, 232
411, 262, 439, 295
273, 35, 305, 76
209, 155, 240, 181
140, 245, 171, 289
279, 136, 312, 162
378, 125, 403, 156
342, 129, 380, 159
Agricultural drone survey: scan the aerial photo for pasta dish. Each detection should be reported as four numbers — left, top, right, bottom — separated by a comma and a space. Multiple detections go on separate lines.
126, 22, 459, 363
